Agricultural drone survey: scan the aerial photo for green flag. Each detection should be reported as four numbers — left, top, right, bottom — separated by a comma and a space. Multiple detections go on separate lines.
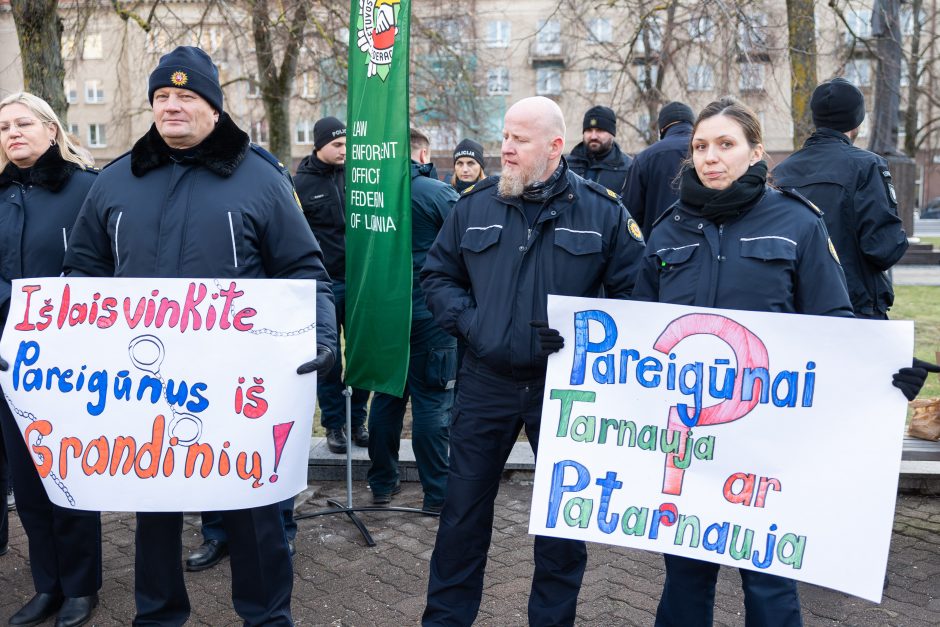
344, 0, 411, 395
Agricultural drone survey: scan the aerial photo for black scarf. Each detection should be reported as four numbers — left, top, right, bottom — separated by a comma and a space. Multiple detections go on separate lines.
522, 160, 567, 203
0, 146, 78, 192
679, 160, 767, 224
454, 178, 475, 193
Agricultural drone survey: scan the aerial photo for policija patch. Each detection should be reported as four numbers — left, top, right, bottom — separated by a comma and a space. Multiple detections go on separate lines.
628, 218, 644, 242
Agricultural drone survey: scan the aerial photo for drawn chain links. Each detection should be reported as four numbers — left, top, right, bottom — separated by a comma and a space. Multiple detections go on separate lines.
213, 279, 316, 337
3, 392, 77, 506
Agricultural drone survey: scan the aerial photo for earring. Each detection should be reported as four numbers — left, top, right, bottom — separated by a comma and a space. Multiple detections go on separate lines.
50, 138, 57, 146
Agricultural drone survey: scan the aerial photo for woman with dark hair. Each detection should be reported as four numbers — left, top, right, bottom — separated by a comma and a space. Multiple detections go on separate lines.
0, 92, 101, 627
450, 138, 486, 192
631, 96, 934, 626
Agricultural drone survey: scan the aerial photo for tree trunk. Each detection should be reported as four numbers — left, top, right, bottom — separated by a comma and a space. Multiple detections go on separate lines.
786, 0, 818, 150
10, 0, 67, 121
869, 0, 903, 155
250, 0, 307, 165
903, 0, 922, 157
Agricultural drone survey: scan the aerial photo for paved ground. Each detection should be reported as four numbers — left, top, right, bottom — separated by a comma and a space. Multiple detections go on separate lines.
2, 478, 940, 626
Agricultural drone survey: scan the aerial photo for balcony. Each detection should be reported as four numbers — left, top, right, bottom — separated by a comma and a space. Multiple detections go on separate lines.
528, 40, 569, 66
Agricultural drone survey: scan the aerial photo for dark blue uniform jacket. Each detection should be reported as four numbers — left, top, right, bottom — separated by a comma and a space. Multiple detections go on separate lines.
420, 165, 646, 380
63, 114, 337, 350
773, 128, 908, 317
411, 161, 459, 321
566, 141, 632, 195
294, 152, 345, 281
633, 186, 854, 317
622, 122, 692, 237
1, 150, 96, 326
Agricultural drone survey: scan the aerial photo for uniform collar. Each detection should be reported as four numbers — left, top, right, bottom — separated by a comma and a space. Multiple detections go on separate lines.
806, 127, 851, 146
0, 146, 77, 192
131, 112, 250, 178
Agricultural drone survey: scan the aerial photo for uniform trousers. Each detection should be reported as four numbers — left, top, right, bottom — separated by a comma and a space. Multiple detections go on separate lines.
655, 554, 802, 627
317, 280, 369, 431
134, 505, 293, 626
0, 397, 101, 596
423, 356, 586, 626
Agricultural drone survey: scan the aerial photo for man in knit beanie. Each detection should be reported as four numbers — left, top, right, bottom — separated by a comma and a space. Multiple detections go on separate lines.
295, 117, 372, 456
566, 105, 632, 194
774, 77, 909, 319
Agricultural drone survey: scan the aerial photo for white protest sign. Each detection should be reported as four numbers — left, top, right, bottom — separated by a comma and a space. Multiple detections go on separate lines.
529, 295, 913, 603
0, 277, 318, 512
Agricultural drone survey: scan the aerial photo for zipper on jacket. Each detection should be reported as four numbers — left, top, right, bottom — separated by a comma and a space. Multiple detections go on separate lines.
228, 211, 239, 268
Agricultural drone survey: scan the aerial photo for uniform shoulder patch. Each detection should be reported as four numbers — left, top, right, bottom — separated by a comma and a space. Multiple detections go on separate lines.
627, 218, 644, 242
780, 187, 823, 216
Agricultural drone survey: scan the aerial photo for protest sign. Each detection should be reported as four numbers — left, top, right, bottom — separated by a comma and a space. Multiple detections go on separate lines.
529, 295, 913, 602
0, 277, 317, 512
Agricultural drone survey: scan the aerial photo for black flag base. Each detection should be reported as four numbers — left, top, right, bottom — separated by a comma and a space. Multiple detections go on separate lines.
294, 386, 437, 547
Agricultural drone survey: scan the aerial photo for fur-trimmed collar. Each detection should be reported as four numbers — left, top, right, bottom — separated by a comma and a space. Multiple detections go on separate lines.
0, 146, 78, 192
131, 112, 250, 178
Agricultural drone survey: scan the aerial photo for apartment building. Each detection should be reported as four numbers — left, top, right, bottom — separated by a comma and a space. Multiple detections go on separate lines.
0, 0, 937, 200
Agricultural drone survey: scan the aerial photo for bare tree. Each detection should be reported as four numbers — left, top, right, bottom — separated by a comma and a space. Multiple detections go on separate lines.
10, 0, 67, 119
786, 0, 818, 149
869, 0, 903, 154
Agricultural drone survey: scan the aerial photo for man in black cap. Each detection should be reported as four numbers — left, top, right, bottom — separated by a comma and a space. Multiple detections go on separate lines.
295, 117, 371, 455
774, 77, 909, 319
566, 105, 632, 193
64, 45, 337, 625
622, 101, 695, 237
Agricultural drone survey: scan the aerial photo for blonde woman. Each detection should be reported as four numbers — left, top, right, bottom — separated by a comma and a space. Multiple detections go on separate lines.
450, 138, 486, 192
0, 92, 101, 627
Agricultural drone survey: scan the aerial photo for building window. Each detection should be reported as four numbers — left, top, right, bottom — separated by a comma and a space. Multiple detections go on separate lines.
486, 21, 511, 48
249, 121, 268, 145
87, 124, 106, 148
295, 120, 315, 145
146, 30, 169, 54
62, 34, 76, 60
247, 74, 261, 98
588, 18, 612, 44
487, 67, 510, 95
194, 27, 223, 52
83, 34, 103, 60
65, 81, 78, 104
536, 67, 561, 96
585, 68, 612, 93
688, 16, 716, 42
637, 64, 659, 89
299, 72, 316, 98
635, 17, 662, 55
687, 64, 714, 91
84, 80, 105, 104
737, 13, 768, 52
68, 123, 79, 137
536, 20, 561, 55
845, 59, 872, 87
845, 9, 872, 42
739, 63, 765, 91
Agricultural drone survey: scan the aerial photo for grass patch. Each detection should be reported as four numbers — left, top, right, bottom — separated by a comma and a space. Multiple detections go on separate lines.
892, 285, 940, 398
916, 235, 940, 249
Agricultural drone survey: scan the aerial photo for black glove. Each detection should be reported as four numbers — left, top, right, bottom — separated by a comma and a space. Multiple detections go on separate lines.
892, 357, 940, 401
530, 320, 564, 357
0, 355, 6, 371
297, 345, 336, 376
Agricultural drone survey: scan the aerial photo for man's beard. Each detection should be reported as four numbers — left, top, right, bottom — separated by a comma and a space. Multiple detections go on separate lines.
498, 152, 551, 197
586, 136, 613, 157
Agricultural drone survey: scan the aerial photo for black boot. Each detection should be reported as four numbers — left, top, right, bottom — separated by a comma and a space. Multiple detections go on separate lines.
351, 424, 370, 447
326, 428, 347, 454
185, 539, 229, 572
9, 592, 64, 626
54, 594, 98, 627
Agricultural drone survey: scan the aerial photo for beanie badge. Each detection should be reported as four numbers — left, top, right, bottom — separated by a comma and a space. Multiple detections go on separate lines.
170, 71, 189, 87
590, 118, 597, 127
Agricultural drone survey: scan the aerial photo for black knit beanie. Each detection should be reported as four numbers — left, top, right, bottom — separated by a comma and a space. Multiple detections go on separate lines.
657, 101, 695, 135
453, 138, 484, 168
148, 46, 224, 113
314, 117, 346, 150
583, 106, 617, 136
811, 78, 866, 133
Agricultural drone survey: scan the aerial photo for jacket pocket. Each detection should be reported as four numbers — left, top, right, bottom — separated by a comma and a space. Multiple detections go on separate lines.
425, 346, 458, 390
460, 225, 502, 253
739, 236, 798, 262
738, 236, 797, 303
554, 228, 603, 256
650, 244, 701, 304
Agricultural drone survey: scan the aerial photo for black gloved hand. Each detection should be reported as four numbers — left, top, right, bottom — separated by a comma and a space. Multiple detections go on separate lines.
892, 357, 940, 401
297, 345, 336, 376
530, 320, 564, 357
0, 355, 7, 372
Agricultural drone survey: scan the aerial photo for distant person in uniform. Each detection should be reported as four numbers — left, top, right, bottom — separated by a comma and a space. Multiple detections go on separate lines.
566, 105, 632, 193
774, 78, 909, 319
450, 138, 486, 193
622, 101, 694, 236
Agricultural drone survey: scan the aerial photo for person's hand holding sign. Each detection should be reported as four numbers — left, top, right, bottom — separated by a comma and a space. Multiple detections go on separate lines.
296, 344, 336, 376
893, 357, 940, 401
